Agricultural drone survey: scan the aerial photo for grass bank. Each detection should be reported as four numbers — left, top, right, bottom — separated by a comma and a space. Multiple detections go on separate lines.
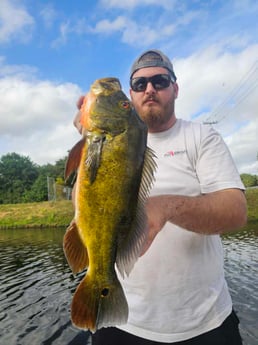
0, 200, 74, 229
0, 189, 257, 229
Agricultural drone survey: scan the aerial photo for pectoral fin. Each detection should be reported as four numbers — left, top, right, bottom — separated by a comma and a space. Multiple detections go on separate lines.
85, 132, 105, 184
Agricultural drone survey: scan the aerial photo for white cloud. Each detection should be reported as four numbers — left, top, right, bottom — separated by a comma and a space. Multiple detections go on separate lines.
121, 21, 159, 46
51, 21, 70, 48
0, 60, 83, 165
99, 0, 174, 10
224, 122, 258, 174
40, 4, 57, 29
51, 18, 89, 48
90, 16, 176, 46
175, 44, 258, 119
50, 5, 200, 49
174, 43, 258, 174
0, 0, 34, 43
93, 16, 126, 34
0, 56, 37, 78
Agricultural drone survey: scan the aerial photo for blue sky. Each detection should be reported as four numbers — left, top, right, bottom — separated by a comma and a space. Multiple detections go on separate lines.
0, 0, 257, 174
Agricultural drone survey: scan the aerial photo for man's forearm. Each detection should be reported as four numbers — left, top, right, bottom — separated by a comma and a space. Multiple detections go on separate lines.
147, 189, 247, 235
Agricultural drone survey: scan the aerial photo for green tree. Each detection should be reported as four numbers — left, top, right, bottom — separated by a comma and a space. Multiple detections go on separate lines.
0, 153, 71, 204
22, 165, 51, 203
23, 174, 48, 202
0, 153, 39, 204
54, 157, 67, 179
22, 158, 67, 203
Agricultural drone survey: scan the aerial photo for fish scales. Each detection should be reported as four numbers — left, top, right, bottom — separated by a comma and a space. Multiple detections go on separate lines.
64, 77, 156, 332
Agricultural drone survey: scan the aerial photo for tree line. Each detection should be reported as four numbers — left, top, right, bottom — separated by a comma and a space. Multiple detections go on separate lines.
0, 152, 74, 204
0, 152, 257, 205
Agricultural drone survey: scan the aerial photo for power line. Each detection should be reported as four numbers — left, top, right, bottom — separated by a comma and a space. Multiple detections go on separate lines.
203, 60, 258, 124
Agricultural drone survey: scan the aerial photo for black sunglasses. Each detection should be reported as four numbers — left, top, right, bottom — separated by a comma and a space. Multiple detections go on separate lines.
130, 74, 173, 92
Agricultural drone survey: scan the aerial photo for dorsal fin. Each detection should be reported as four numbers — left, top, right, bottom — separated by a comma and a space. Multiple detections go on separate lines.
116, 146, 157, 278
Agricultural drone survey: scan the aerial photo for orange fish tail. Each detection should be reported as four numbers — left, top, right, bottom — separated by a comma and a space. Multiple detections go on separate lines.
71, 272, 128, 332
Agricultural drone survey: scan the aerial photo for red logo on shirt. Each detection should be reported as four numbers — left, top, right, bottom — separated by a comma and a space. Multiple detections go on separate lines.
164, 150, 186, 157
166, 151, 175, 156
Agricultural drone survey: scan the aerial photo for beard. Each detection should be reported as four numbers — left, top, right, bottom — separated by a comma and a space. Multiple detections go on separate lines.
139, 97, 175, 131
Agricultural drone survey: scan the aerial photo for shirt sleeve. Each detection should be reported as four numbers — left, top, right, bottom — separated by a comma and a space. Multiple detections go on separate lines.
196, 125, 245, 194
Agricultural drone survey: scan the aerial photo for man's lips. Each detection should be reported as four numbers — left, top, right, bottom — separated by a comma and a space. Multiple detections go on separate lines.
143, 97, 159, 105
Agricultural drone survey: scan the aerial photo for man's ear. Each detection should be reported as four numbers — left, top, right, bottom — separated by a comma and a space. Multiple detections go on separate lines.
173, 83, 179, 99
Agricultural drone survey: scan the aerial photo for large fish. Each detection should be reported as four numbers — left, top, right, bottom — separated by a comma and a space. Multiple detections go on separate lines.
64, 77, 156, 332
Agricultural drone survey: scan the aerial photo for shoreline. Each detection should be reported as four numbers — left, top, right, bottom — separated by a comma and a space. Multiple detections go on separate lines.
0, 189, 257, 230
0, 200, 74, 230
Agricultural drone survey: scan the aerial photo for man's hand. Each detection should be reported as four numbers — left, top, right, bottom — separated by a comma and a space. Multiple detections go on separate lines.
140, 196, 168, 255
71, 96, 85, 208
73, 95, 85, 134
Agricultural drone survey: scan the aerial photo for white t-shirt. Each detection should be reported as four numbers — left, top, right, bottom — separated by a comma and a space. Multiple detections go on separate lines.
118, 119, 245, 342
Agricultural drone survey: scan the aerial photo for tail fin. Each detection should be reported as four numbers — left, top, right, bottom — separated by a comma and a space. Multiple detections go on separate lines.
71, 272, 128, 332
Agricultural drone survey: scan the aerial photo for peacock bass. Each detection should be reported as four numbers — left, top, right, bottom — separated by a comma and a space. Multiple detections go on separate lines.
63, 77, 156, 332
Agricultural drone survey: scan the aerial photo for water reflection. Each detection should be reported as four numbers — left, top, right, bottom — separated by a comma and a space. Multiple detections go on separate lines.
0, 228, 90, 345
223, 225, 258, 345
0, 225, 257, 345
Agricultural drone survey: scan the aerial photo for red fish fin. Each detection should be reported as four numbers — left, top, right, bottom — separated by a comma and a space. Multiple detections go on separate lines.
71, 273, 128, 332
65, 139, 86, 181
63, 220, 89, 274
116, 146, 157, 277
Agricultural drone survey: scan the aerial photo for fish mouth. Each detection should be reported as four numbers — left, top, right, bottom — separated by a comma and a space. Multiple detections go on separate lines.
80, 77, 124, 132
91, 78, 122, 96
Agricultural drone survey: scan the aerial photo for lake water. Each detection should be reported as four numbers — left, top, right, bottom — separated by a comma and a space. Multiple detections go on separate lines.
0, 224, 257, 345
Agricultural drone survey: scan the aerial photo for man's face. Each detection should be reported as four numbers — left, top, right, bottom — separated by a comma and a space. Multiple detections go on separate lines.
130, 67, 178, 133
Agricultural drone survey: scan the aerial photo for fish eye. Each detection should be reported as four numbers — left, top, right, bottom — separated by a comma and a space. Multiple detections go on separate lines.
119, 101, 130, 109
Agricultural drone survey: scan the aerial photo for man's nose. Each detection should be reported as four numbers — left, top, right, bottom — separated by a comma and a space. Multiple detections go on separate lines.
145, 81, 156, 94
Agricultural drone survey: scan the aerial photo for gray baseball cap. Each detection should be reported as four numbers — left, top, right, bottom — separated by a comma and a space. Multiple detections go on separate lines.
130, 49, 177, 82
